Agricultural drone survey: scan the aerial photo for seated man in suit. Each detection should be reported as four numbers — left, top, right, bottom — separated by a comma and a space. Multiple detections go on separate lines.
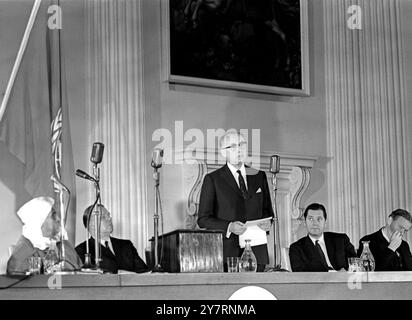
358, 209, 412, 271
75, 204, 149, 274
7, 196, 82, 274
289, 203, 356, 272
197, 129, 274, 272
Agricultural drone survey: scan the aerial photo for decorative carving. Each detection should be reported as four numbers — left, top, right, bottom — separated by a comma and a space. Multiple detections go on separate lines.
183, 159, 208, 229
289, 166, 310, 240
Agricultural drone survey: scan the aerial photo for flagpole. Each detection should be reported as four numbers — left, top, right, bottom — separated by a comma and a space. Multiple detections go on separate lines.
0, 0, 42, 123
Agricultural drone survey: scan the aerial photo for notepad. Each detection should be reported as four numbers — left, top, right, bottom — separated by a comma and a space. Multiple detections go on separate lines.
239, 217, 273, 248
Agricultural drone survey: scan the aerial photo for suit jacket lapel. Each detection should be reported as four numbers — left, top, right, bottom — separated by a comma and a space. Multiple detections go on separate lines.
245, 167, 258, 199
304, 236, 328, 270
220, 164, 243, 197
324, 233, 335, 268
303, 236, 318, 261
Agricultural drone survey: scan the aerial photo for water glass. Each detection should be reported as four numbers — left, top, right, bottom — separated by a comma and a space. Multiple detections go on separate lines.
227, 257, 239, 273
29, 256, 42, 275
348, 257, 363, 272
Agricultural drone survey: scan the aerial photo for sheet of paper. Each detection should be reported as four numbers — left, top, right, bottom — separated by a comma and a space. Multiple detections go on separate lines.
238, 217, 273, 248
245, 217, 273, 226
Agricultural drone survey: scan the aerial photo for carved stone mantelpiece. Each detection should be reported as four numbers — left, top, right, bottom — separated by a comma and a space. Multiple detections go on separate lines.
183, 159, 208, 230
182, 150, 317, 255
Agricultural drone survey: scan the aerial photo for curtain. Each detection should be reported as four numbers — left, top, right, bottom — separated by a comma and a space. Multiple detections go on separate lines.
324, 0, 410, 246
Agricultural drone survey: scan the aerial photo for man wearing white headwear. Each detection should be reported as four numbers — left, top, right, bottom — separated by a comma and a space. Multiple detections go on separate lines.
7, 196, 82, 274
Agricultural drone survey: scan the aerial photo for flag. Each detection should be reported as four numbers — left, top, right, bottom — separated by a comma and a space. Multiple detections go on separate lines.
0, 0, 76, 242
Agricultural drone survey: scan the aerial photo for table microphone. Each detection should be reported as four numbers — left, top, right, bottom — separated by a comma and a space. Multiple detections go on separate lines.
269, 155, 280, 174
90, 142, 104, 165
151, 148, 164, 169
75, 169, 96, 182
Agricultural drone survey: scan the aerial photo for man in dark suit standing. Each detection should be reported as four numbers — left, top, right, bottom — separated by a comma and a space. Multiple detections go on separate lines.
358, 209, 412, 271
197, 130, 274, 272
289, 203, 356, 272
75, 204, 149, 274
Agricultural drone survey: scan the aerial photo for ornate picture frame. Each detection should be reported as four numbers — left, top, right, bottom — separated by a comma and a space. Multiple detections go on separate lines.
162, 0, 309, 96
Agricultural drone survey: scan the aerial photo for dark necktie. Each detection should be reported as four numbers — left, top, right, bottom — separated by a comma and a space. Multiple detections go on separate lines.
237, 170, 248, 199
315, 240, 330, 270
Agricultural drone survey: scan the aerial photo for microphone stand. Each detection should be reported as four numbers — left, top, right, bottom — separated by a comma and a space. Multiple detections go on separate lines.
269, 171, 288, 272
58, 188, 66, 267
80, 166, 103, 273
152, 166, 163, 272
91, 163, 103, 272
51, 175, 70, 272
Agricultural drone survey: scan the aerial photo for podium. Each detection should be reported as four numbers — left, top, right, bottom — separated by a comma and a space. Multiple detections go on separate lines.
150, 229, 224, 273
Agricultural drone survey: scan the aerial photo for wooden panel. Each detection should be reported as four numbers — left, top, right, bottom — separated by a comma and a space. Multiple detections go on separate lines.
179, 232, 223, 272
151, 229, 223, 272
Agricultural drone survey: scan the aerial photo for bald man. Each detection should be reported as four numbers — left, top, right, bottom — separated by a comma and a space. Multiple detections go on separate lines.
75, 204, 149, 274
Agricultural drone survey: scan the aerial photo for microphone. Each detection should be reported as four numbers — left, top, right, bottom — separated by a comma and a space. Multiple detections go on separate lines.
151, 148, 164, 169
51, 175, 69, 192
269, 155, 280, 174
90, 142, 104, 164
75, 169, 96, 182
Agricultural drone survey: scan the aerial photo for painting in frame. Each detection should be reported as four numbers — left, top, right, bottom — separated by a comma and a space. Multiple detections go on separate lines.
163, 0, 309, 96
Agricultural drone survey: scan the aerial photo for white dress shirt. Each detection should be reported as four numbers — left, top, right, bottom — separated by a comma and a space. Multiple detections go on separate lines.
226, 163, 247, 238
227, 162, 248, 189
381, 227, 390, 242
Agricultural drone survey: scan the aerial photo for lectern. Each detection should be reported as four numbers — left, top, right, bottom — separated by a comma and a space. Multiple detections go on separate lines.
150, 229, 224, 273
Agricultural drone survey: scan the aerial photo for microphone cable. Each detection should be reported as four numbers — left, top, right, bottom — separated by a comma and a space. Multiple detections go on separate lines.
0, 274, 33, 290
156, 186, 165, 268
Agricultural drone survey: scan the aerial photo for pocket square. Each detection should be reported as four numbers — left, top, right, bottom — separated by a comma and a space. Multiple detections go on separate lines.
256, 188, 262, 193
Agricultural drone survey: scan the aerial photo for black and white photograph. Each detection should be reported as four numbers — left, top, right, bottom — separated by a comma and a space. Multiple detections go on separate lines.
0, 0, 412, 305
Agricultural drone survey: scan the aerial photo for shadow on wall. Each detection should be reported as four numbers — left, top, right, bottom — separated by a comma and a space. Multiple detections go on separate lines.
0, 143, 31, 274
295, 156, 329, 240
302, 155, 329, 203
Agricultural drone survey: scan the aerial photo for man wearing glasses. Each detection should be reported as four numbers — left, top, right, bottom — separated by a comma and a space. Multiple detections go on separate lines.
197, 129, 274, 272
358, 209, 412, 271
75, 204, 149, 274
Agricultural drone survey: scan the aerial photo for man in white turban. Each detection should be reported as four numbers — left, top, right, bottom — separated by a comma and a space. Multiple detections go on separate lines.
7, 196, 82, 274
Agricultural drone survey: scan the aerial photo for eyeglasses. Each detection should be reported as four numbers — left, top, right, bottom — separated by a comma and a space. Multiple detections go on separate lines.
222, 141, 247, 150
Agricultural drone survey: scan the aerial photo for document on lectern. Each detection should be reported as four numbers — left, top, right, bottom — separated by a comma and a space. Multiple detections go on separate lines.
238, 217, 273, 248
